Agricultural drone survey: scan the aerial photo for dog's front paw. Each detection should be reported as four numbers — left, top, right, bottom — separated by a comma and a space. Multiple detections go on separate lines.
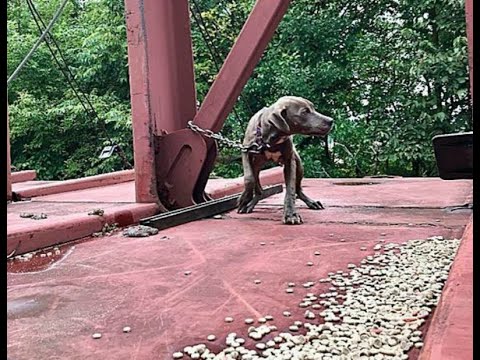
283, 212, 303, 225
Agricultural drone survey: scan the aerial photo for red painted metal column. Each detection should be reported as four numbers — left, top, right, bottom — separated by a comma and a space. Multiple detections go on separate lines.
7, 103, 12, 201
465, 0, 473, 103
124, 0, 197, 204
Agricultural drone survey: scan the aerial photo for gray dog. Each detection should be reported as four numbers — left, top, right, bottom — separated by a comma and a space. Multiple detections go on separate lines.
237, 96, 333, 225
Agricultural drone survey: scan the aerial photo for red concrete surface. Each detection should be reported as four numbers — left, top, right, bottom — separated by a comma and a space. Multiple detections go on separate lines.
7, 168, 284, 256
11, 170, 37, 183
14, 170, 135, 199
418, 216, 473, 360
7, 178, 472, 360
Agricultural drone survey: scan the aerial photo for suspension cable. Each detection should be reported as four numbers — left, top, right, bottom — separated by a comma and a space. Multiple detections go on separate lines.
25, 0, 133, 169
7, 0, 69, 85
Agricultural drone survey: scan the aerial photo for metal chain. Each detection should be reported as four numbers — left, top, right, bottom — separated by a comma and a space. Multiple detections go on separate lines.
187, 121, 264, 153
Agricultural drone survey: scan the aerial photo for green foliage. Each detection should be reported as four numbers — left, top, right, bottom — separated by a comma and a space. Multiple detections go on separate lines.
7, 0, 471, 180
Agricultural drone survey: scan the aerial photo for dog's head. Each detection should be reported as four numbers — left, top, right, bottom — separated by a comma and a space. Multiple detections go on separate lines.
260, 96, 333, 145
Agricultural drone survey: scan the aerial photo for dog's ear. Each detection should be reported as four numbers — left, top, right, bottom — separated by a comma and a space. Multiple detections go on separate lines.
261, 107, 290, 141
268, 109, 290, 134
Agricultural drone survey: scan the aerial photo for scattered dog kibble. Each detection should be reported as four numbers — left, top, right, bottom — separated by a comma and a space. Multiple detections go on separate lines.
224, 317, 234, 323
244, 318, 254, 324
122, 326, 131, 333
314, 251, 321, 256
19, 212, 48, 220
255, 343, 266, 350
340, 238, 346, 242
88, 209, 104, 216
306, 261, 314, 266
206, 335, 216, 341
257, 317, 267, 323
184, 271, 192, 276
287, 282, 296, 287
172, 352, 184, 359
173, 236, 459, 360
285, 288, 294, 293
254, 279, 261, 284
92, 333, 102, 339
259, 242, 266, 246
264, 315, 274, 321
19, 212, 34, 218
360, 246, 367, 251
212, 214, 222, 219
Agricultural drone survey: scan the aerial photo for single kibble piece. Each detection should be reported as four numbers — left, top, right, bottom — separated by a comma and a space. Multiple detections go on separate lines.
244, 318, 254, 324
207, 334, 216, 341
254, 279, 262, 284
224, 317, 234, 323
122, 326, 132, 333
92, 333, 102, 339
172, 352, 184, 359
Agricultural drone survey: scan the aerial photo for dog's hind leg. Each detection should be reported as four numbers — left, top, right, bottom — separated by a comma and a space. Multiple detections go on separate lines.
294, 150, 324, 210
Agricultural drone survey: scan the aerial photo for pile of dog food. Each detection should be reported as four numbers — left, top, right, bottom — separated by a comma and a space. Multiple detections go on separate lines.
173, 236, 459, 359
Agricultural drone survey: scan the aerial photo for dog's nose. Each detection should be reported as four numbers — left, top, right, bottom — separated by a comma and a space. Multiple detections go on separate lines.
324, 116, 334, 127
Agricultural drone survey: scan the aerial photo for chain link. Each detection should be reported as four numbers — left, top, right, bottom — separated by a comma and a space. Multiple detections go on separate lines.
187, 121, 265, 153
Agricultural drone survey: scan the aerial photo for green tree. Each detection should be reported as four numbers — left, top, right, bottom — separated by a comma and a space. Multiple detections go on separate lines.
7, 0, 471, 180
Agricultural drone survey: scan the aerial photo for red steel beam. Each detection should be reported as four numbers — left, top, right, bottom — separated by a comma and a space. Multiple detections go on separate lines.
7, 103, 12, 201
194, 0, 291, 132
124, 0, 197, 204
465, 0, 473, 102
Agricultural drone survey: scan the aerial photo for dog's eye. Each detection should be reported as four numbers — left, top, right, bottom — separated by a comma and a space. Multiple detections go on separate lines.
302, 108, 311, 115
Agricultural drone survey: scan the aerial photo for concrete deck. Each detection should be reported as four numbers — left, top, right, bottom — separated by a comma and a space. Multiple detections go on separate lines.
7, 168, 283, 255
7, 177, 472, 360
